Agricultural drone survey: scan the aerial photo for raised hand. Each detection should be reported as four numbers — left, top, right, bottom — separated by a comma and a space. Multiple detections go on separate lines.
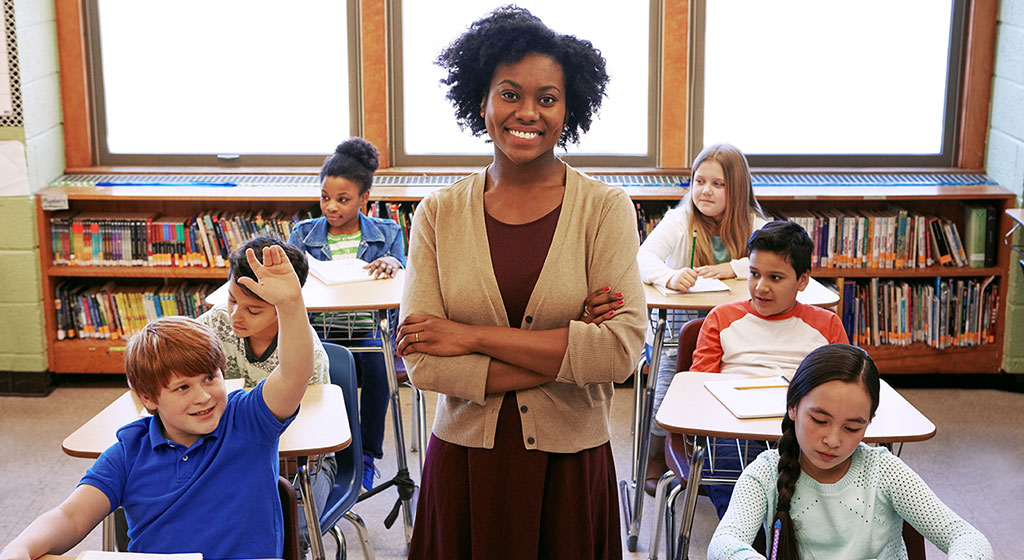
234, 246, 302, 306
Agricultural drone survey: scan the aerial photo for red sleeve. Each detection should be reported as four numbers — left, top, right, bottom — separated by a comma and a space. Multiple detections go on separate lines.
690, 309, 724, 373
828, 310, 850, 344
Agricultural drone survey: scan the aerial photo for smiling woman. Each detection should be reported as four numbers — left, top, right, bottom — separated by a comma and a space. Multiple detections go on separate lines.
397, 6, 647, 559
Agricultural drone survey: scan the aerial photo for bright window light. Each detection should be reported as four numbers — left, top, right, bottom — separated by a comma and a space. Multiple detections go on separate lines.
96, 0, 351, 155
401, 0, 650, 156
703, 0, 953, 155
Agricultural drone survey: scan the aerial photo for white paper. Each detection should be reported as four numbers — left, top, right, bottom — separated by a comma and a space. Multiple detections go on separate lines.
704, 375, 790, 419
655, 276, 730, 296
307, 258, 378, 285
0, 141, 29, 196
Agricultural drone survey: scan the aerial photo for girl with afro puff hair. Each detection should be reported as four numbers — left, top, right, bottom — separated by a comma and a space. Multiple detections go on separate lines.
396, 6, 646, 559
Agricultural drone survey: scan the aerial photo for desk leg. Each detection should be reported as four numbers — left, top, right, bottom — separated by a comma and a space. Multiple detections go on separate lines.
674, 438, 706, 560
379, 311, 416, 544
298, 459, 327, 560
101, 513, 116, 551
621, 309, 667, 552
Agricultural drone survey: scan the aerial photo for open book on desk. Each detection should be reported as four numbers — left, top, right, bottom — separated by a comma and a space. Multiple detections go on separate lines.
704, 375, 790, 419
307, 258, 378, 285
654, 277, 730, 297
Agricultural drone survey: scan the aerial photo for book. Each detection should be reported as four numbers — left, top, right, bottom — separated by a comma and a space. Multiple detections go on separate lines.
962, 204, 987, 268
654, 276, 730, 296
704, 375, 790, 419
307, 258, 378, 285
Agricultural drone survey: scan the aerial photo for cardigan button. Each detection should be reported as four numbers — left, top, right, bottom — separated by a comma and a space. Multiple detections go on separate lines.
524, 315, 533, 323
527, 437, 535, 445
520, 405, 528, 413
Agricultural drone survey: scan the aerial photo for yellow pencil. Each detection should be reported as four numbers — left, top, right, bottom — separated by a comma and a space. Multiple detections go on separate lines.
734, 384, 789, 390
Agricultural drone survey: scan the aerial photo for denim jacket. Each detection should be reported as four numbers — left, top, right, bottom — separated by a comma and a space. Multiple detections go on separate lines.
288, 213, 407, 266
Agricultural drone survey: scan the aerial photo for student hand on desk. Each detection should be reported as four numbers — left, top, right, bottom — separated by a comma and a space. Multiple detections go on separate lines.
667, 267, 699, 291
364, 256, 402, 279
696, 262, 736, 279
581, 286, 623, 326
397, 314, 474, 357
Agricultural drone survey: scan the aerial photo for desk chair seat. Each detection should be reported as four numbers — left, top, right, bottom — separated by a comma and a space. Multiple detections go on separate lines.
279, 476, 302, 560
317, 342, 375, 560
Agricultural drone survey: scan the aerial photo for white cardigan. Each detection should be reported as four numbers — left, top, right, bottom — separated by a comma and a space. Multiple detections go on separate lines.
636, 204, 768, 289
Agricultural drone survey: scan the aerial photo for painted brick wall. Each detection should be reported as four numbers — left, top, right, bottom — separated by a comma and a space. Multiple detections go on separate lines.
0, 0, 64, 372
988, 0, 1024, 372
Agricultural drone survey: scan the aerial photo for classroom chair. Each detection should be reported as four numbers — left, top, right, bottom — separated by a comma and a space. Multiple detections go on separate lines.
313, 342, 376, 560
279, 475, 302, 560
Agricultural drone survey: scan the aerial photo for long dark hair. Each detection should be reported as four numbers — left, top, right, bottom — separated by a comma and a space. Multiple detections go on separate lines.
772, 344, 880, 560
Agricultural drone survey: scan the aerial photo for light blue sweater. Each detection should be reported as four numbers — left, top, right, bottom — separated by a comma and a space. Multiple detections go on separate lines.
709, 443, 992, 560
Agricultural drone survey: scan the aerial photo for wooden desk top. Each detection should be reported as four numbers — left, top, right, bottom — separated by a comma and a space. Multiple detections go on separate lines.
206, 269, 405, 312
643, 277, 839, 311
1006, 208, 1024, 228
655, 372, 936, 443
62, 383, 351, 459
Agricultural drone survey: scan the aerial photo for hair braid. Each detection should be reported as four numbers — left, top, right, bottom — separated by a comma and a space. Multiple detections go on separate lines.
773, 415, 802, 560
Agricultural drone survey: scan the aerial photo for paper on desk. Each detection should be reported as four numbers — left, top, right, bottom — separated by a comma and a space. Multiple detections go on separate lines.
704, 375, 789, 419
655, 276, 729, 296
307, 258, 378, 285
77, 551, 202, 560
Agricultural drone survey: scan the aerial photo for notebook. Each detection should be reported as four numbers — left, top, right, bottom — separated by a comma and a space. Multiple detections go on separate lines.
654, 276, 730, 296
307, 258, 377, 285
704, 375, 790, 419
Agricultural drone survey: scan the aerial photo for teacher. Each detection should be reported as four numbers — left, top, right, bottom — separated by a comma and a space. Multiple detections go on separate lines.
396, 6, 647, 559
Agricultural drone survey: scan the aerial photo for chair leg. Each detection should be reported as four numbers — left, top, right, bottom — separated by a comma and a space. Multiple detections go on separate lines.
648, 471, 677, 560
664, 483, 684, 560
343, 511, 376, 560
329, 525, 346, 560
410, 387, 421, 453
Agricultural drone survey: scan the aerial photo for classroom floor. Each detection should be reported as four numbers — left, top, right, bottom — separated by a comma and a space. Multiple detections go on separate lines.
1, 375, 1022, 559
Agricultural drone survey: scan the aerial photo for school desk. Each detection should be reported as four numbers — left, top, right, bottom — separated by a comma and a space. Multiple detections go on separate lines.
651, 371, 935, 560
61, 382, 350, 560
622, 277, 840, 552
206, 271, 420, 543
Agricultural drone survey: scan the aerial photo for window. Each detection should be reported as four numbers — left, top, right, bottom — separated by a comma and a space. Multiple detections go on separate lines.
691, 0, 967, 167
86, 0, 360, 166
391, 0, 659, 167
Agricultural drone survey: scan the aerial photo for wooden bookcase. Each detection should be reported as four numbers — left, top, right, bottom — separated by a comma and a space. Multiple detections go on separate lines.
35, 182, 1014, 375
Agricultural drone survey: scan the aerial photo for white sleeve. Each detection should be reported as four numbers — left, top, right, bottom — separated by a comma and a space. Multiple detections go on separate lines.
637, 205, 691, 288
878, 451, 993, 560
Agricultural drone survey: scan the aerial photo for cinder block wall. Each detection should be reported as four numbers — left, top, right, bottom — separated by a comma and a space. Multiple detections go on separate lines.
0, 0, 64, 378
988, 1, 1024, 373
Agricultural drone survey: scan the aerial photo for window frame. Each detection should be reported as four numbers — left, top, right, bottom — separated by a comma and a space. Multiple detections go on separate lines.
83, 0, 364, 167
687, 0, 970, 168
387, 0, 663, 168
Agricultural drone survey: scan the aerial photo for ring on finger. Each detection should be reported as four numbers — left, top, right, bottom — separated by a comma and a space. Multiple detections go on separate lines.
415, 332, 420, 343
583, 306, 591, 316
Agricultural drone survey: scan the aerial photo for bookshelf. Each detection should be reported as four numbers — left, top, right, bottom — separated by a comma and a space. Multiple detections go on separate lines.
36, 182, 1014, 375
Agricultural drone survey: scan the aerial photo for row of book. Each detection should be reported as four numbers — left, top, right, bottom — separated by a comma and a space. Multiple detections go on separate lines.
54, 281, 215, 340
364, 201, 417, 253
635, 202, 674, 242
773, 203, 999, 270
49, 210, 315, 268
839, 276, 999, 349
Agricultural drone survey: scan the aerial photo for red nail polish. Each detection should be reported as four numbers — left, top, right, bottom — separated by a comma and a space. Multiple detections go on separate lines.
603, 286, 610, 292
608, 310, 614, 316
615, 292, 622, 297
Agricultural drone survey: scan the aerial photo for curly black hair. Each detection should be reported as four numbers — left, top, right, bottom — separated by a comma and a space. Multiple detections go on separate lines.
319, 137, 380, 193
435, 5, 609, 148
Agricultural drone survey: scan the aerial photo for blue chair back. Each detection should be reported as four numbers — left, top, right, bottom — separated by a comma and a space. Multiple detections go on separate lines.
319, 342, 364, 533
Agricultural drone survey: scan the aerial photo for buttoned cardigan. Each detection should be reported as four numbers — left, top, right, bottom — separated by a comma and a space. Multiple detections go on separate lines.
400, 164, 647, 453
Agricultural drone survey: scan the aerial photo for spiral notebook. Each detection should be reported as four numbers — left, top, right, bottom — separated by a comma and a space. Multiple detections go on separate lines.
704, 375, 790, 419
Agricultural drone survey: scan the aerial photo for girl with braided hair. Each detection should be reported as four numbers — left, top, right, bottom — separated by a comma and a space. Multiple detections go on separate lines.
709, 344, 992, 560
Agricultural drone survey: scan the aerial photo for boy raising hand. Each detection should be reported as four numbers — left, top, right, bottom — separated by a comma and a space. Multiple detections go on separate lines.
1, 245, 314, 560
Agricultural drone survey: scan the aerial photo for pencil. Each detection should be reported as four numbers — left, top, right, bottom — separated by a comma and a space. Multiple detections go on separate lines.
734, 384, 789, 390
689, 229, 697, 268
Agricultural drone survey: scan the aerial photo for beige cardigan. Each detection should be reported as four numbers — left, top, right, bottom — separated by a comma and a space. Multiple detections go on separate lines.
400, 165, 647, 453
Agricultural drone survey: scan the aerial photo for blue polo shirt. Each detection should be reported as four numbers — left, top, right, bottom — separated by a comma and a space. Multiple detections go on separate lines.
80, 380, 296, 560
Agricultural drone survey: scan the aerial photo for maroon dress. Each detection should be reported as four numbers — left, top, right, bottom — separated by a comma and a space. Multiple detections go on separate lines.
408, 204, 622, 559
